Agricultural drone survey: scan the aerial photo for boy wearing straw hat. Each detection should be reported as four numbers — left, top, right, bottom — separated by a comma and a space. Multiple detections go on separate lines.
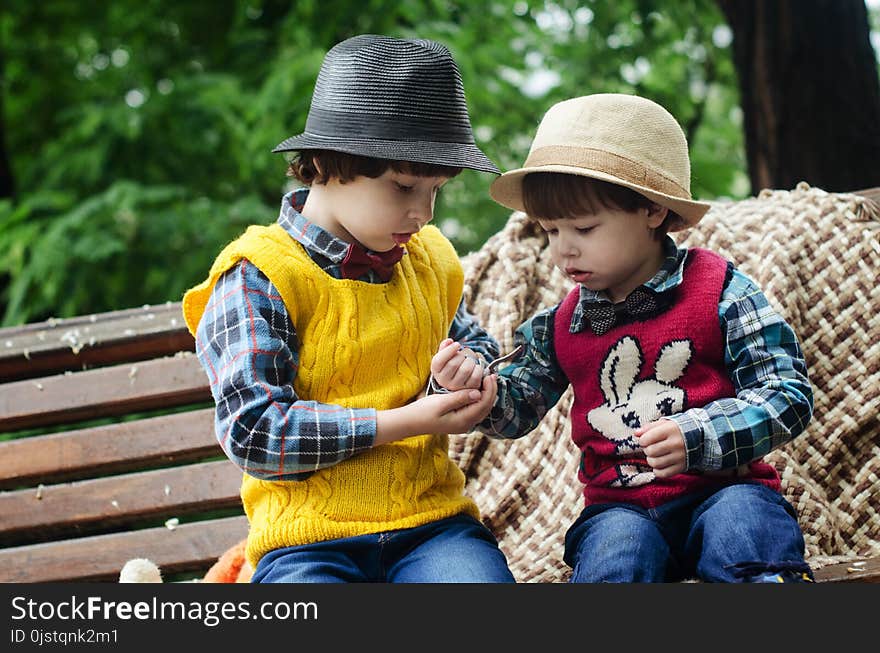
182, 34, 514, 583
431, 93, 815, 583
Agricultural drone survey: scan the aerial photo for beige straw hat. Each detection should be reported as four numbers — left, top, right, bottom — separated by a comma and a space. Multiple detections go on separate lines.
490, 94, 711, 227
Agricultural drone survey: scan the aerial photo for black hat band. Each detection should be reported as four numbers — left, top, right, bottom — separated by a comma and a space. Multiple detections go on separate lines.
305, 106, 475, 144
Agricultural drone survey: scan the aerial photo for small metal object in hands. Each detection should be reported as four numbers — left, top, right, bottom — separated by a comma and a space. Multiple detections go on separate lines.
426, 344, 525, 395
483, 343, 525, 375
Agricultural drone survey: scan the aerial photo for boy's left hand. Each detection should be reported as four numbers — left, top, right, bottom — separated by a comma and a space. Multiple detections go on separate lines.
634, 420, 686, 478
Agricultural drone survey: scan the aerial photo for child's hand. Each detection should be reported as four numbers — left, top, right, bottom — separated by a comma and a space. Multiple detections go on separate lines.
430, 338, 485, 391
376, 374, 498, 444
634, 420, 686, 478
414, 372, 497, 434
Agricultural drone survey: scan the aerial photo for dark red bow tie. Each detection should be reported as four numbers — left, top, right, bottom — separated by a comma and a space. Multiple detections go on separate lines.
340, 243, 404, 282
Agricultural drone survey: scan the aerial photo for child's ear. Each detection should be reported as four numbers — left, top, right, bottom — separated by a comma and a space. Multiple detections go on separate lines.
646, 203, 668, 228
312, 157, 324, 177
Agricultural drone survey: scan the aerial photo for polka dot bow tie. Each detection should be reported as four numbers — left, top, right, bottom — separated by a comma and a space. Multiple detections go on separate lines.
581, 287, 666, 335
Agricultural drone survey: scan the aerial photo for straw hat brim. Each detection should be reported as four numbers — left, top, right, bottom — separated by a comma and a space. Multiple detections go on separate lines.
489, 163, 711, 228
272, 134, 500, 175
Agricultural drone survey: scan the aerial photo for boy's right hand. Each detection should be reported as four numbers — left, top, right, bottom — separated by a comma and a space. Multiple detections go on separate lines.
430, 338, 485, 391
375, 373, 497, 444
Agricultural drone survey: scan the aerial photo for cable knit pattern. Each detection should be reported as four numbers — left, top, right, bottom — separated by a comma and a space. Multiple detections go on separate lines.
183, 224, 480, 567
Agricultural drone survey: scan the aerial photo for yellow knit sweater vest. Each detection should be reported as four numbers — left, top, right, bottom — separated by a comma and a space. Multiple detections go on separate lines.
183, 223, 480, 567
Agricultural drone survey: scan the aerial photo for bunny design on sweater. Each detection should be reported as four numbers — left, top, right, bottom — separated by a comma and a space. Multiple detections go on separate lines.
587, 336, 693, 488
554, 248, 781, 509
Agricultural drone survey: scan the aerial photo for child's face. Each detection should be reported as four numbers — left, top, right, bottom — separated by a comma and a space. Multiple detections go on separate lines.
309, 169, 451, 252
537, 202, 667, 303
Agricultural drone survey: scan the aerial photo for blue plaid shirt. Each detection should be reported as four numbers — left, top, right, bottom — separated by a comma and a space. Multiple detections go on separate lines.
194, 189, 499, 481
481, 237, 814, 473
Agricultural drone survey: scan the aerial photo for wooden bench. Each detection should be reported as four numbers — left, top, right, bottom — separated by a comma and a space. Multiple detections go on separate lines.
0, 303, 247, 582
1, 294, 877, 583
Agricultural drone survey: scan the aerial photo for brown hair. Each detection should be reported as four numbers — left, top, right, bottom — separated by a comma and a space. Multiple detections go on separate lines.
287, 150, 462, 185
521, 172, 684, 237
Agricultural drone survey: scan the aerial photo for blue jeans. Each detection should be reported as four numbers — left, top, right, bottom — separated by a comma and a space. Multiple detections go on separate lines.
564, 483, 811, 583
251, 514, 516, 583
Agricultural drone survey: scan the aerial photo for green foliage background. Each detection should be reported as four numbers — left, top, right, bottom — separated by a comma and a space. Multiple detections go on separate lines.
0, 0, 835, 325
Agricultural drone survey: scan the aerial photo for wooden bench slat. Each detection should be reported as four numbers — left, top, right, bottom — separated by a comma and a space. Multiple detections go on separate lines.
0, 353, 211, 432
0, 303, 193, 382
0, 460, 242, 545
0, 515, 249, 582
813, 556, 880, 583
0, 408, 217, 489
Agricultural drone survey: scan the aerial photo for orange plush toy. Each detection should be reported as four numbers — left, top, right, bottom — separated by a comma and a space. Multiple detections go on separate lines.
202, 539, 253, 583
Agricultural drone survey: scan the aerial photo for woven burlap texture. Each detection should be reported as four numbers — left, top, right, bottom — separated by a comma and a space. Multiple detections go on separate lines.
451, 182, 880, 582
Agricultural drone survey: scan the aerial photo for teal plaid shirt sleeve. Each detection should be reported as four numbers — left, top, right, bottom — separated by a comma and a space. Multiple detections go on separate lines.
669, 266, 814, 472
448, 303, 500, 360
477, 305, 570, 439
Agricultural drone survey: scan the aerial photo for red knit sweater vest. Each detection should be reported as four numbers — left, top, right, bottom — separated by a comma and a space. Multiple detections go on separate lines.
554, 248, 780, 509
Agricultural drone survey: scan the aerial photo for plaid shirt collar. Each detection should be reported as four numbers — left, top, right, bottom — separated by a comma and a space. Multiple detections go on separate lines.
277, 188, 351, 263
570, 235, 687, 333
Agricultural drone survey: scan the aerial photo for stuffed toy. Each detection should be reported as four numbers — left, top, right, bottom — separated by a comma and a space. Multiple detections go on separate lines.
119, 558, 163, 583
202, 539, 252, 583
119, 540, 252, 583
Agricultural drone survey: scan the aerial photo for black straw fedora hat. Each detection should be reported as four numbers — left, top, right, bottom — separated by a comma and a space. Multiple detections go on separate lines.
272, 34, 499, 174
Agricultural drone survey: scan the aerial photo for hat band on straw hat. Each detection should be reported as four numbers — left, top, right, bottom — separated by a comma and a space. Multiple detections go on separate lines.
306, 106, 475, 144
524, 146, 691, 199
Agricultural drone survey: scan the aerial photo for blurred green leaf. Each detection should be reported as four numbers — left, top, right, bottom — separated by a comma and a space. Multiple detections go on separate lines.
3, 0, 828, 324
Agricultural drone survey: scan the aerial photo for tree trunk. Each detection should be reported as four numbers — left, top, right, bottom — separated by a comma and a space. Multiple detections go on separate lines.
718, 0, 880, 193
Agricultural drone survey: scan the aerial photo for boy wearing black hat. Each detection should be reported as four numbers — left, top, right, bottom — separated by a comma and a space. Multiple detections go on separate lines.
182, 35, 513, 583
